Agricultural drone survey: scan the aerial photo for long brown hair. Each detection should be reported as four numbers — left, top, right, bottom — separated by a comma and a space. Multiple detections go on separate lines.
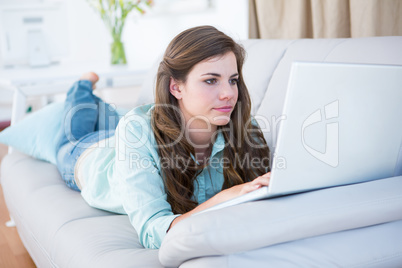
152, 26, 270, 214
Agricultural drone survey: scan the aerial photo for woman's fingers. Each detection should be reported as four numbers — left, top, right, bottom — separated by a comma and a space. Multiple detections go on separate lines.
261, 171, 271, 178
239, 174, 271, 195
251, 173, 271, 187
239, 182, 260, 195
231, 172, 272, 196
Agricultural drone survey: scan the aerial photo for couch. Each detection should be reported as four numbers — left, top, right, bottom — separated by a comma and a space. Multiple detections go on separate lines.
1, 36, 402, 268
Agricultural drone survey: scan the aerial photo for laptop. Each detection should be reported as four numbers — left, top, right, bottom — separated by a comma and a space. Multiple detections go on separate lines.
198, 62, 402, 214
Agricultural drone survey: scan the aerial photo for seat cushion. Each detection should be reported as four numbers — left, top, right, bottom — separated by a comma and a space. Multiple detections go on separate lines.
159, 176, 402, 267
51, 216, 161, 268
180, 220, 402, 268
0, 152, 162, 268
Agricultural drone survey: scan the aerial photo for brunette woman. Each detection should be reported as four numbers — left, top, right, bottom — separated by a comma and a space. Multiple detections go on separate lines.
56, 25, 270, 249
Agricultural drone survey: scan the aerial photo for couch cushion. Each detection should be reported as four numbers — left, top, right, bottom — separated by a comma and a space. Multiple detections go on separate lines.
0, 102, 127, 165
51, 216, 162, 268
241, 39, 294, 114
257, 36, 402, 150
324, 36, 402, 64
1, 152, 161, 267
0, 102, 64, 164
180, 220, 402, 268
255, 38, 346, 150
134, 55, 161, 107
159, 176, 402, 267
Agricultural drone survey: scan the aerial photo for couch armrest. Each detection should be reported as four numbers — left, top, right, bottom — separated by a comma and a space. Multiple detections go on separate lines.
159, 176, 402, 267
180, 220, 402, 268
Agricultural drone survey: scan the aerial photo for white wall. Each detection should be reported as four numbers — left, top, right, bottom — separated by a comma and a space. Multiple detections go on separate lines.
0, 0, 248, 69
63, 0, 249, 69
0, 0, 248, 119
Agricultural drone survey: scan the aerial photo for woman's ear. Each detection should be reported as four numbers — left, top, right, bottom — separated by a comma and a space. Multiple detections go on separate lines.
169, 77, 182, 100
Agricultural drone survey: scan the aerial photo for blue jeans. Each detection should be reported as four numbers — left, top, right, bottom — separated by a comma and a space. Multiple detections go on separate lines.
56, 80, 119, 191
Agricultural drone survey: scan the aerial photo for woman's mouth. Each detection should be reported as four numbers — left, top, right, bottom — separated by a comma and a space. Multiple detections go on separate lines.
213, 106, 233, 113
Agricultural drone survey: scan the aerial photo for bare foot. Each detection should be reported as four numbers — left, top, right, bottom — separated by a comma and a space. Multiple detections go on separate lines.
80, 72, 99, 89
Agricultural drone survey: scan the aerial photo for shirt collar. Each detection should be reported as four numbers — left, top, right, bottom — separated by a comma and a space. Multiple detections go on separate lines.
210, 131, 225, 158
190, 131, 225, 165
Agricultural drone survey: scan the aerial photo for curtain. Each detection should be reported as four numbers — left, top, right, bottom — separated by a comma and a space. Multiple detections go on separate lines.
249, 0, 402, 39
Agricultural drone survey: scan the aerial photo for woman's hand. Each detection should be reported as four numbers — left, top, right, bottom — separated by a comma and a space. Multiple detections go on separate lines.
168, 172, 271, 231
236, 172, 271, 195
218, 172, 271, 202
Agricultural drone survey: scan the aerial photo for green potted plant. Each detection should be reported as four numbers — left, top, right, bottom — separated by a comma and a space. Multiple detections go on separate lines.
87, 0, 153, 65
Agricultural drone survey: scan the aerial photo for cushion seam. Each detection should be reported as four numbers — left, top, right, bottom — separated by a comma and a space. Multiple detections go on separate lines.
254, 39, 298, 112
346, 251, 402, 268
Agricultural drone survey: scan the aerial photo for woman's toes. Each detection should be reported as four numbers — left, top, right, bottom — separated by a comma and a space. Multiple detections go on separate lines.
80, 72, 99, 88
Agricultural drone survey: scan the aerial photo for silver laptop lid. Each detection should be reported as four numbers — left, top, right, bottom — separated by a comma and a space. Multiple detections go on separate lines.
269, 62, 402, 195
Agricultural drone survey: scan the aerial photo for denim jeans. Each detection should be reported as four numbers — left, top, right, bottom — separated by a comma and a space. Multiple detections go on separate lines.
56, 80, 119, 191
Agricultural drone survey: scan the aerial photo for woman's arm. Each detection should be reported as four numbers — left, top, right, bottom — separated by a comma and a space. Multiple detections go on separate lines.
115, 107, 182, 249
168, 172, 271, 230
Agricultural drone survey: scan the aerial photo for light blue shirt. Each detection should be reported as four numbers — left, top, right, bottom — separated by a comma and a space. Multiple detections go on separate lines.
76, 104, 226, 249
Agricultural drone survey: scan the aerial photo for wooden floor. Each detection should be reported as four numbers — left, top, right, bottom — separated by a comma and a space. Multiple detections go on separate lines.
0, 143, 36, 268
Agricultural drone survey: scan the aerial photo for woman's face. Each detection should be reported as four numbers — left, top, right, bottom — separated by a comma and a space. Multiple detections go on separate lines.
171, 52, 239, 131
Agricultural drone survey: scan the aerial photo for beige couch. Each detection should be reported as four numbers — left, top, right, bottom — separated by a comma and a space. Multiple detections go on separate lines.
1, 36, 402, 267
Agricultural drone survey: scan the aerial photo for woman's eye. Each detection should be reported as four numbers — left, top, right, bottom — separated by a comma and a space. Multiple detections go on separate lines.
229, 78, 239, 85
205, 78, 217, 85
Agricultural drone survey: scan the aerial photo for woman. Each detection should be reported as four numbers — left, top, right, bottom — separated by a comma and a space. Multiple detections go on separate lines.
56, 25, 271, 249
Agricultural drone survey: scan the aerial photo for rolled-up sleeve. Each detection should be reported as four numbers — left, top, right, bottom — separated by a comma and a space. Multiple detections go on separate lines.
114, 107, 180, 249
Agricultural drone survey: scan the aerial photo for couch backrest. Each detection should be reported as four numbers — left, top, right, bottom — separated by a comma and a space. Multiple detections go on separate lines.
240, 39, 294, 115
253, 36, 402, 150
135, 36, 402, 150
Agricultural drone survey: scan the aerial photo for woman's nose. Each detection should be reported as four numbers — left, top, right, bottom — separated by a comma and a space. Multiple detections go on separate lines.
219, 83, 236, 100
